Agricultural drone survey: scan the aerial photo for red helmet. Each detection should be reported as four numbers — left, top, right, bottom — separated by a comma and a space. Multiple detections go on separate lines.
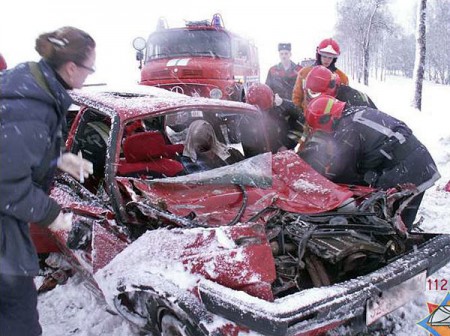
0, 53, 6, 71
305, 95, 346, 133
246, 83, 274, 111
304, 66, 341, 104
317, 38, 341, 58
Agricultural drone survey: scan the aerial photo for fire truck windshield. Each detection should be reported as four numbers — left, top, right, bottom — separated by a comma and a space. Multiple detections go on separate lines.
146, 29, 231, 60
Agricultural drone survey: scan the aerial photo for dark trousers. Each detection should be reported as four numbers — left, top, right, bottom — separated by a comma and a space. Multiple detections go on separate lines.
0, 273, 42, 336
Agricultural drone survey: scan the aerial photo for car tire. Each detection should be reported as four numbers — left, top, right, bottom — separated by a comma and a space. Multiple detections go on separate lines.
160, 314, 189, 336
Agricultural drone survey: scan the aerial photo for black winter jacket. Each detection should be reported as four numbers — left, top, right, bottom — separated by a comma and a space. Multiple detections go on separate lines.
336, 85, 377, 109
299, 106, 440, 191
264, 99, 304, 153
0, 60, 72, 276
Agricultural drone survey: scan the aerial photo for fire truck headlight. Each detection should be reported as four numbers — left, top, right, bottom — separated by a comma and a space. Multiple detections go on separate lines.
210, 88, 223, 100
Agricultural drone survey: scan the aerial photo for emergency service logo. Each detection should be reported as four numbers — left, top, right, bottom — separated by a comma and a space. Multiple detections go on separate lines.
417, 292, 450, 336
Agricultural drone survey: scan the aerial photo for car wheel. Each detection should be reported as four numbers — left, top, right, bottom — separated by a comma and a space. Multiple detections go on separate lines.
160, 314, 189, 336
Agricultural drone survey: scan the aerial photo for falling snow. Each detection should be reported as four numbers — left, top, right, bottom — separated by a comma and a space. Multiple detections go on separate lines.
35, 76, 450, 335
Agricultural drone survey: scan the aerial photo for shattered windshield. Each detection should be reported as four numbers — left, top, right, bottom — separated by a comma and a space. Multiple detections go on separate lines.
151, 152, 273, 188
117, 107, 270, 183
146, 30, 231, 59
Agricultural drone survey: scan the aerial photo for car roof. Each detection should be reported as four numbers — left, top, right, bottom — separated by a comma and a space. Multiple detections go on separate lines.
70, 84, 258, 120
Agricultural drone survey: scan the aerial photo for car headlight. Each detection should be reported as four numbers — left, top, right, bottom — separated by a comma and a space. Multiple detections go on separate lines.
210, 88, 223, 99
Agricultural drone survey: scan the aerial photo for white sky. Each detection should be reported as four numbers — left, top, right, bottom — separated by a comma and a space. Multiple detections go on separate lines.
2, 0, 340, 84
1, 0, 414, 84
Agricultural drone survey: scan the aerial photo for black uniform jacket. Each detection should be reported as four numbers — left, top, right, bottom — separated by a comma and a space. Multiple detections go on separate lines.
299, 106, 440, 191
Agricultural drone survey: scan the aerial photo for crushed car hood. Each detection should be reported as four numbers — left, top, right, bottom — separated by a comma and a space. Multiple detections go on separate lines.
118, 151, 354, 226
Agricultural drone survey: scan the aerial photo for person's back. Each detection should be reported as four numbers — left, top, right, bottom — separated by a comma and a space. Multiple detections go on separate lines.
301, 106, 423, 184
181, 120, 244, 174
299, 96, 440, 228
336, 85, 377, 109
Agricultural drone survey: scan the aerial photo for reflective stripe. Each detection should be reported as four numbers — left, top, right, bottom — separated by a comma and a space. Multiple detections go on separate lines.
324, 99, 334, 115
417, 170, 441, 193
353, 111, 406, 143
379, 149, 392, 160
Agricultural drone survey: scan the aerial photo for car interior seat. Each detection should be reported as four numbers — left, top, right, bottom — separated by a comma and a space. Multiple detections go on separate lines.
117, 131, 184, 178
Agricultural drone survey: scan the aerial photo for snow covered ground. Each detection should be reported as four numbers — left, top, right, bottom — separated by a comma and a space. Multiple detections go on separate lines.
37, 76, 450, 335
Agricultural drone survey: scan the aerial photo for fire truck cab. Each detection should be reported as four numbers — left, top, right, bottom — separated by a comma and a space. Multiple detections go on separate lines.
133, 14, 259, 101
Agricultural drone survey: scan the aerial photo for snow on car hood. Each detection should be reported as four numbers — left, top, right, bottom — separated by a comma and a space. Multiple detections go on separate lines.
118, 151, 354, 226
95, 223, 275, 307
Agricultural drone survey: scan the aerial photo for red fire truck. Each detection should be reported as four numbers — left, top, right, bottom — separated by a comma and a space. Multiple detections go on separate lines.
133, 14, 259, 101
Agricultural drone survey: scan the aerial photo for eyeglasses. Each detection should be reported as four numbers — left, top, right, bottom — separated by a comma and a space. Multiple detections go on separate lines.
75, 63, 96, 74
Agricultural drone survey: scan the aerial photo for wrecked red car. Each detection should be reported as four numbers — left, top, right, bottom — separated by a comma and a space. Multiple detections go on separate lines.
33, 85, 450, 336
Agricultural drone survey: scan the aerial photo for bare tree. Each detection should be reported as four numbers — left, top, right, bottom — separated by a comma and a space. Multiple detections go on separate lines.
362, 1, 382, 85
336, 0, 449, 87
336, 0, 394, 85
412, 0, 427, 110
427, 0, 450, 85
384, 33, 415, 77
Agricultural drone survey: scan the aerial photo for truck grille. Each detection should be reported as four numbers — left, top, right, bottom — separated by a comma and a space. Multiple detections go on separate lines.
150, 70, 171, 78
182, 69, 203, 78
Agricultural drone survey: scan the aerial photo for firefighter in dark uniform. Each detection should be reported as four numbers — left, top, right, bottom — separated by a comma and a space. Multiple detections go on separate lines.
247, 83, 304, 153
294, 65, 378, 152
299, 95, 440, 230
304, 65, 377, 109
265, 43, 302, 100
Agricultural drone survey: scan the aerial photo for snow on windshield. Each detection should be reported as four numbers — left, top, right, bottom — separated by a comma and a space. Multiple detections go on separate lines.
151, 152, 273, 188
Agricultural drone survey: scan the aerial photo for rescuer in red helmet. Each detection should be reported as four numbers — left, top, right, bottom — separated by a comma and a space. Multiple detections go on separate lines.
304, 65, 377, 108
292, 38, 349, 111
0, 53, 7, 71
247, 83, 304, 153
299, 95, 440, 230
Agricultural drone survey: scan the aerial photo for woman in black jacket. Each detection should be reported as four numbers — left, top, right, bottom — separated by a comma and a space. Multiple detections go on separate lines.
0, 27, 95, 336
